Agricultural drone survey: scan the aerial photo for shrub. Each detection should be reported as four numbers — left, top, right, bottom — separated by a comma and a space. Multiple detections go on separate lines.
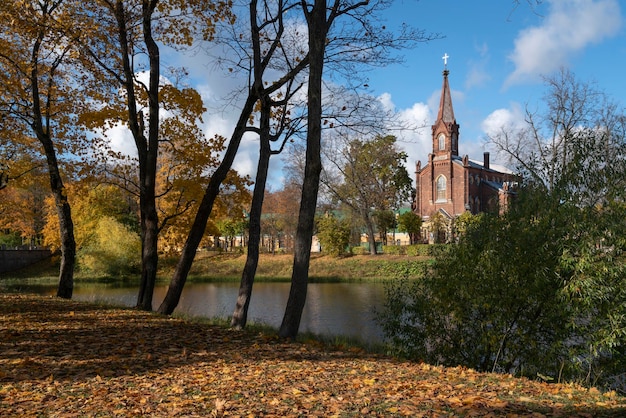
350, 246, 368, 255
316, 215, 351, 257
382, 245, 405, 255
78, 217, 141, 277
377, 188, 626, 389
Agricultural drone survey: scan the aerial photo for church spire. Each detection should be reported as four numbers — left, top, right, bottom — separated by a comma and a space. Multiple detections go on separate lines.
432, 53, 459, 157
437, 54, 455, 124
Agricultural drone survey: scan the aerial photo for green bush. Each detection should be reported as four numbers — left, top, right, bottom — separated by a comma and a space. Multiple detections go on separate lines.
377, 211, 572, 377
377, 188, 626, 389
0, 231, 22, 247
427, 243, 449, 257
382, 245, 405, 255
376, 260, 427, 279
350, 246, 368, 255
316, 215, 351, 257
405, 245, 421, 256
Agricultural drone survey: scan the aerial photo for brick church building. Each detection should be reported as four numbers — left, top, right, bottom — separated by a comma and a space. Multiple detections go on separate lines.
413, 62, 517, 241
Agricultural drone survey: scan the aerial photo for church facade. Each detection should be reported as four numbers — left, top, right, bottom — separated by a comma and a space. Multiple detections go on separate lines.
413, 65, 517, 239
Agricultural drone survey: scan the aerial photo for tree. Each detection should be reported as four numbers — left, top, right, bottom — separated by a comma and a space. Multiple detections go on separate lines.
42, 182, 140, 275
158, 0, 310, 316
453, 211, 481, 239
322, 135, 412, 254
316, 213, 350, 257
428, 211, 447, 244
373, 210, 395, 246
279, 0, 434, 338
0, 0, 84, 298
396, 210, 422, 245
71, 0, 232, 310
0, 177, 48, 247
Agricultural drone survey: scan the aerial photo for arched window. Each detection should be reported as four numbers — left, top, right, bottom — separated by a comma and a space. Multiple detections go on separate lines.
436, 175, 446, 202
438, 134, 445, 150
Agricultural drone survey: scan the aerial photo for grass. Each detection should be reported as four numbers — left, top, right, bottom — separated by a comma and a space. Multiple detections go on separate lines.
182, 251, 431, 282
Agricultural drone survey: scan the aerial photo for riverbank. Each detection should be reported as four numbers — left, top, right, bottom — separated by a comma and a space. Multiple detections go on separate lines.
180, 251, 431, 282
1, 293, 624, 417
3, 251, 432, 283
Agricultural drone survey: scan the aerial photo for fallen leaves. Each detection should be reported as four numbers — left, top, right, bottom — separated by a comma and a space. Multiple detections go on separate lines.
0, 293, 624, 417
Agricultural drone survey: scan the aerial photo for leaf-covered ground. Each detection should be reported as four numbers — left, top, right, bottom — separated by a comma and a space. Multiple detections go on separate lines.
0, 294, 624, 417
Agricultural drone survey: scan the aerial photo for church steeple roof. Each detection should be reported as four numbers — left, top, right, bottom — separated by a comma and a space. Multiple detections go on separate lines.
437, 69, 456, 124
431, 54, 460, 157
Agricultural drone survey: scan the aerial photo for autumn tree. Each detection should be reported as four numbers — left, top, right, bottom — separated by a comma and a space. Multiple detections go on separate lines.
321, 135, 412, 255
0, 167, 48, 247
0, 0, 87, 298
67, 0, 233, 310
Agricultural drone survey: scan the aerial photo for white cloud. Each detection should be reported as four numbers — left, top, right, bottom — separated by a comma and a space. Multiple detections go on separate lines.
377, 95, 433, 184
106, 123, 137, 158
506, 0, 622, 86
378, 92, 395, 113
481, 102, 526, 137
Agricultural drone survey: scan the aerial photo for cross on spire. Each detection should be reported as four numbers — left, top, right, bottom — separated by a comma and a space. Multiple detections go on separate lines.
442, 53, 449, 68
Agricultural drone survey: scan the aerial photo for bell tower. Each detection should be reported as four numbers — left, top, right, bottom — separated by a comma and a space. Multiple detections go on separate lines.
431, 53, 459, 158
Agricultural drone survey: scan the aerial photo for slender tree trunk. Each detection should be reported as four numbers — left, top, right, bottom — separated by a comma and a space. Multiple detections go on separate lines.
45, 149, 75, 299
157, 0, 310, 315
54, 187, 76, 299
365, 213, 377, 255
29, 28, 75, 299
135, 0, 161, 310
278, 0, 326, 339
157, 95, 257, 315
231, 100, 271, 328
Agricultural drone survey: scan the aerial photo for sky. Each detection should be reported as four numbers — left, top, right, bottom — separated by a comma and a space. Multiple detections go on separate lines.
113, 0, 625, 190
367, 0, 625, 179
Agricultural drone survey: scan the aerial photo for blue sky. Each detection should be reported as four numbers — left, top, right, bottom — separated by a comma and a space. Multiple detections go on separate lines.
112, 0, 624, 189
366, 0, 624, 176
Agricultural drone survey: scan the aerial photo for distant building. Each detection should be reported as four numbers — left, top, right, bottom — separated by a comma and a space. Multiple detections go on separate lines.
413, 61, 517, 241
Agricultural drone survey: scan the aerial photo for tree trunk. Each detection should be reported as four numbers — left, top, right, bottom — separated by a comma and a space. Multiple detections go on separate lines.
135, 0, 161, 311
55, 195, 76, 299
278, 0, 326, 339
29, 28, 75, 299
43, 151, 75, 299
157, 94, 257, 315
365, 213, 377, 255
231, 99, 271, 329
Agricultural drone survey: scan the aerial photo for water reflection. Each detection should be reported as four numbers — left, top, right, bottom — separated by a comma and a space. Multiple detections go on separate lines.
6, 281, 386, 344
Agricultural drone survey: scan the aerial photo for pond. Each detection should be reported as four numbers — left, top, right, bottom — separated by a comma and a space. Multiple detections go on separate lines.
6, 281, 388, 345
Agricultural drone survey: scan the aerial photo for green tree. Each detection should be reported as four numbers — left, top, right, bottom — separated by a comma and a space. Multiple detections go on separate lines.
316, 214, 350, 257
453, 211, 482, 239
396, 211, 422, 245
428, 212, 448, 244
373, 210, 395, 246
322, 135, 413, 255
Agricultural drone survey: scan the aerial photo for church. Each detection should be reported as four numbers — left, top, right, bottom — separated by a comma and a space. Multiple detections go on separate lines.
413, 58, 517, 241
